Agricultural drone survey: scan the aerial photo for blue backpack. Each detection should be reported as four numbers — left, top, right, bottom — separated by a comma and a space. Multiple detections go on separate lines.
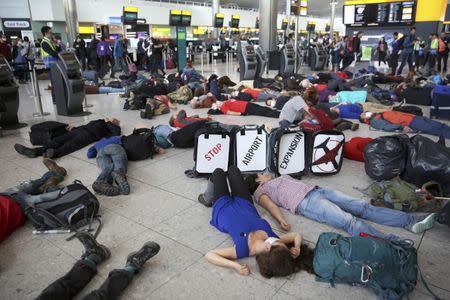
313, 232, 417, 300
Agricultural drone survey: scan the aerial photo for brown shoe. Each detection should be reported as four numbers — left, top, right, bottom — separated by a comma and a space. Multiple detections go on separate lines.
43, 158, 67, 177
37, 176, 63, 193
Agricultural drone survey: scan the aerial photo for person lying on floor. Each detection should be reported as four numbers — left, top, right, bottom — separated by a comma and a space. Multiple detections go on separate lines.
181, 61, 206, 90
360, 111, 450, 139
314, 103, 360, 131
2, 158, 67, 211
35, 232, 160, 300
199, 173, 438, 241
328, 90, 368, 104
323, 102, 395, 120
207, 99, 280, 118
169, 110, 212, 128
14, 118, 121, 159
279, 87, 319, 128
190, 93, 217, 109
200, 167, 308, 277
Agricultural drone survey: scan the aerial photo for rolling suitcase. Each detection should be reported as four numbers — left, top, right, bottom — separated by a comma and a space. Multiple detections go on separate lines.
401, 86, 432, 106
431, 85, 450, 119
233, 125, 268, 173
269, 127, 307, 177
194, 123, 232, 175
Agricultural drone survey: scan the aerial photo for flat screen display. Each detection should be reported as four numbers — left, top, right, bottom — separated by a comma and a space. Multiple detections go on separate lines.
214, 17, 224, 28
170, 14, 182, 26
343, 1, 415, 26
123, 12, 137, 25
230, 18, 240, 28
181, 15, 191, 26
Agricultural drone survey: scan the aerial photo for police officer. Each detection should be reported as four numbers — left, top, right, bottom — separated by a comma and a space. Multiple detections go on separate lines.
40, 26, 61, 103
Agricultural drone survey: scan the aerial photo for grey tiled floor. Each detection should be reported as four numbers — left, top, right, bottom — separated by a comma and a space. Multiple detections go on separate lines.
0, 62, 449, 300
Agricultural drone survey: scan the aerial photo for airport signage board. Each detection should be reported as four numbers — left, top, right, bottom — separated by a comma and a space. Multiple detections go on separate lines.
1, 18, 31, 31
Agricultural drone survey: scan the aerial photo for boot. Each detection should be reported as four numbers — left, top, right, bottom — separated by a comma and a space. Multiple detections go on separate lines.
43, 158, 67, 177
76, 232, 110, 264
92, 181, 121, 196
14, 144, 42, 158
37, 176, 64, 193
125, 241, 160, 273
111, 170, 130, 195
140, 103, 153, 119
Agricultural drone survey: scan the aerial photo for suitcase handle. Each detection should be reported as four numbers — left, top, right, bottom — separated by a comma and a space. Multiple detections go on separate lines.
240, 125, 265, 135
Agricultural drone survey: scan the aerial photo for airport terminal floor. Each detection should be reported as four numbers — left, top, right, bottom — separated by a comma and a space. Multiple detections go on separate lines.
0, 60, 449, 299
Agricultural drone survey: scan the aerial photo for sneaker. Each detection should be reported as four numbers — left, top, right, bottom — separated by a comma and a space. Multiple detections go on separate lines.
37, 176, 63, 193
351, 123, 360, 131
111, 170, 130, 195
92, 181, 121, 196
198, 194, 212, 207
411, 213, 438, 234
43, 158, 67, 176
14, 144, 37, 158
75, 232, 111, 264
126, 241, 160, 273
43, 148, 55, 159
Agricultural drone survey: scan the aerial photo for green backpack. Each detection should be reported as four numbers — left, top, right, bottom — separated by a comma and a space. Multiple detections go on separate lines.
313, 232, 417, 300
168, 85, 193, 104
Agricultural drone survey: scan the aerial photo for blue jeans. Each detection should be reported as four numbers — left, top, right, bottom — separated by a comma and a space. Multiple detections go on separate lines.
3, 171, 63, 208
111, 57, 129, 77
98, 86, 125, 94
297, 187, 420, 240
153, 125, 175, 149
396, 51, 414, 75
410, 116, 450, 139
96, 144, 128, 182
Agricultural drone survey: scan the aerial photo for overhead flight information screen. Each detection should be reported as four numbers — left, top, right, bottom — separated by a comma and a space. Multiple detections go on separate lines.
344, 1, 415, 26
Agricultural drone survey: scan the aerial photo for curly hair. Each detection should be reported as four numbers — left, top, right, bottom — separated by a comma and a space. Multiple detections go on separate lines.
256, 244, 315, 278
303, 87, 319, 106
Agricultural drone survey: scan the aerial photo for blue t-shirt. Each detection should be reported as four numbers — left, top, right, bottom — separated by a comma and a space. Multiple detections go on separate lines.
210, 196, 278, 258
339, 104, 363, 119
87, 136, 122, 158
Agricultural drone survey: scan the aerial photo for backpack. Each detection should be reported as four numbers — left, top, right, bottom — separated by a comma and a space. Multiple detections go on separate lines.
24, 181, 100, 232
121, 128, 155, 161
346, 36, 354, 53
397, 36, 405, 50
392, 105, 423, 116
168, 85, 193, 104
29, 121, 69, 146
313, 232, 418, 300
438, 39, 446, 53
0, 195, 25, 242
359, 178, 443, 213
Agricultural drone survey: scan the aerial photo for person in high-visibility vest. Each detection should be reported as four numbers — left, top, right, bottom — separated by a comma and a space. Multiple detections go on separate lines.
40, 26, 61, 103
428, 33, 439, 75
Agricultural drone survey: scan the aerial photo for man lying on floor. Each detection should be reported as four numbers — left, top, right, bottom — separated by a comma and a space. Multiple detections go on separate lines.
14, 118, 121, 159
35, 232, 160, 300
198, 173, 437, 241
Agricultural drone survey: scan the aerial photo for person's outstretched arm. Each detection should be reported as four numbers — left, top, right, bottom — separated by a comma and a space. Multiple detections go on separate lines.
258, 195, 290, 231
205, 247, 250, 275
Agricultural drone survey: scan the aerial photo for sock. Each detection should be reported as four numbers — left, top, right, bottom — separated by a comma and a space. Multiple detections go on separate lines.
83, 256, 98, 270
124, 264, 137, 274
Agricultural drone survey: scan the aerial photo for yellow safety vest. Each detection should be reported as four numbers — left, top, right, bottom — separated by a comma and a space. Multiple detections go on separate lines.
40, 37, 58, 68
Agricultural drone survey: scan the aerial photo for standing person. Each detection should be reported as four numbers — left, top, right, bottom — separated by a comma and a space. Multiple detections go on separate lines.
13, 38, 28, 83
96, 36, 111, 79
54, 35, 66, 51
0, 33, 12, 62
151, 38, 165, 75
390, 32, 401, 75
40, 26, 60, 104
73, 34, 86, 70
136, 37, 145, 70
110, 35, 128, 78
353, 31, 363, 63
377, 37, 388, 66
413, 37, 425, 71
437, 31, 449, 74
331, 35, 344, 72
396, 27, 416, 75
35, 231, 160, 300
143, 35, 153, 73
21, 36, 36, 69
89, 35, 100, 71
428, 33, 439, 75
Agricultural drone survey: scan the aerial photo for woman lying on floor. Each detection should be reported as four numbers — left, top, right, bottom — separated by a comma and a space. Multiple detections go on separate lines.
207, 99, 280, 118
199, 173, 438, 242
200, 166, 314, 278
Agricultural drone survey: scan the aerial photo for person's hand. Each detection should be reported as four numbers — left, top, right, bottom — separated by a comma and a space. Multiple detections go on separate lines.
66, 125, 75, 131
290, 246, 301, 258
280, 220, 291, 231
236, 264, 250, 276
403, 126, 413, 133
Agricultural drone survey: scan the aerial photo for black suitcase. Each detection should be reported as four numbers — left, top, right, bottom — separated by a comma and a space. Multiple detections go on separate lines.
194, 123, 232, 175
29, 121, 68, 146
400, 86, 433, 106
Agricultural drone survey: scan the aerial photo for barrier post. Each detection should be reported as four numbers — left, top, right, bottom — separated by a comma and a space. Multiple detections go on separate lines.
200, 49, 204, 75
31, 63, 50, 117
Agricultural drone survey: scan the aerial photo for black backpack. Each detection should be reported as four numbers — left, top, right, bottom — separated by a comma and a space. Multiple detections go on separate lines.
25, 180, 100, 232
29, 121, 68, 146
121, 128, 155, 161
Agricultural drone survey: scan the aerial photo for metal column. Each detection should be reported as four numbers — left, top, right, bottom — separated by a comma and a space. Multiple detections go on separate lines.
63, 0, 79, 46
259, 0, 279, 52
330, 1, 338, 38
286, 0, 291, 44
211, 0, 220, 38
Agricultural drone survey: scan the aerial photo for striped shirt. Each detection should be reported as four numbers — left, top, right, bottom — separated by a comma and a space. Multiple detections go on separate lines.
254, 175, 316, 213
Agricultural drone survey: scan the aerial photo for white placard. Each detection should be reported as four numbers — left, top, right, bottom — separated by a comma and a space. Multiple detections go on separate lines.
310, 134, 344, 174
278, 131, 306, 175
195, 134, 230, 173
235, 130, 267, 172
344, 5, 356, 25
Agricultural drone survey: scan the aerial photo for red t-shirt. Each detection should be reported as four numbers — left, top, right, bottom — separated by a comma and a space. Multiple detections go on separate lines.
241, 88, 262, 99
220, 100, 248, 114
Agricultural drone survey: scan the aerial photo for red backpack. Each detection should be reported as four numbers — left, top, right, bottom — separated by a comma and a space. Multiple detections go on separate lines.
346, 36, 355, 53
0, 195, 25, 242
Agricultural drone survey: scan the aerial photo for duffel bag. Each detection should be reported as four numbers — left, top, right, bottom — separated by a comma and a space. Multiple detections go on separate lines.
29, 121, 68, 146
121, 128, 155, 161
